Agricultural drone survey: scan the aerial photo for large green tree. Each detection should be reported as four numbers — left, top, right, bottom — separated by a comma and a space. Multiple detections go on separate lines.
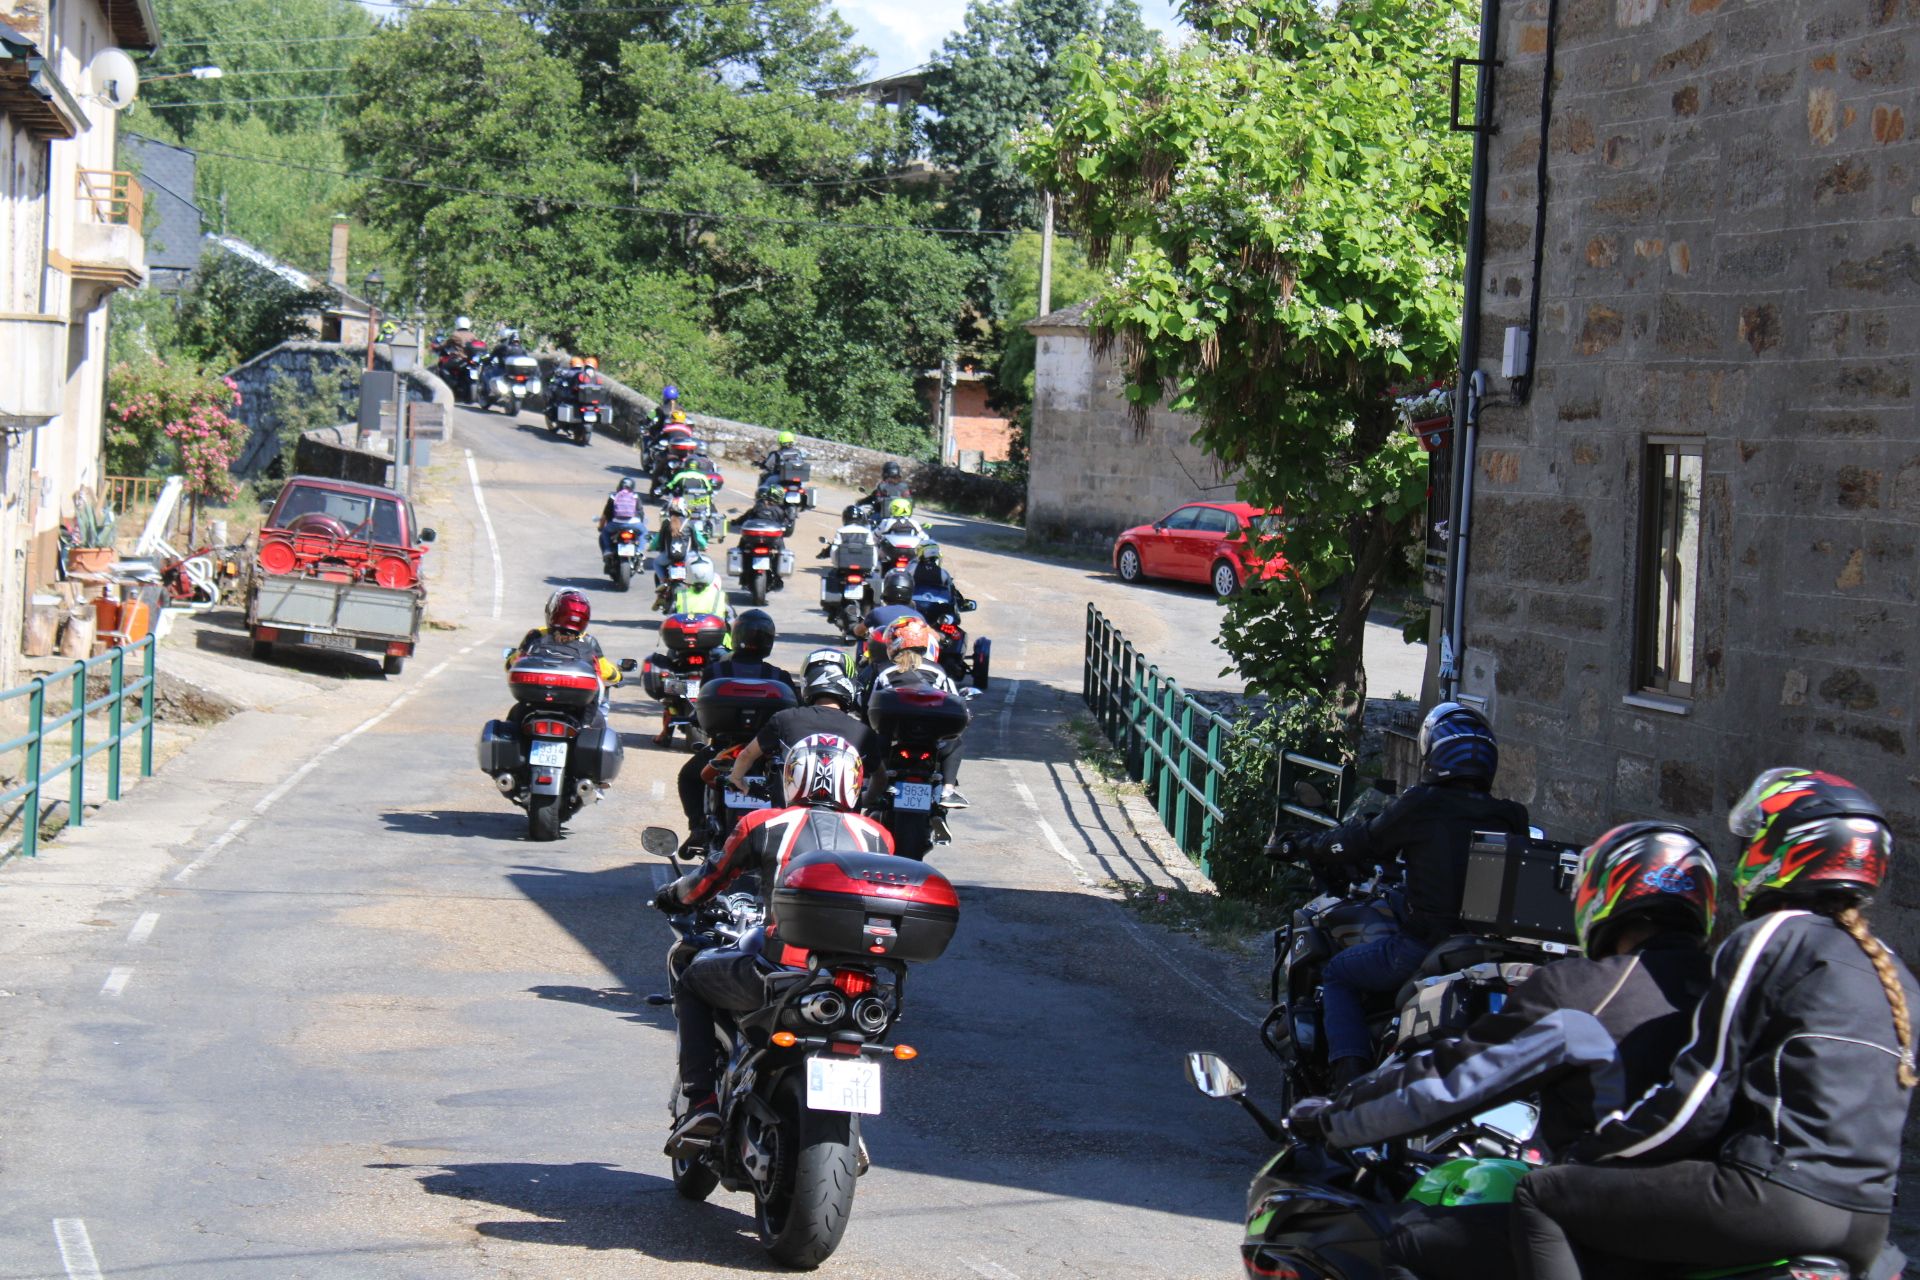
1022, 0, 1477, 723
134, 0, 373, 136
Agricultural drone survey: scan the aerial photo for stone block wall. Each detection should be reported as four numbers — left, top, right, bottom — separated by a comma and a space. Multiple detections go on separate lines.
228, 341, 446, 478
1463, 0, 1920, 942
1024, 304, 1237, 546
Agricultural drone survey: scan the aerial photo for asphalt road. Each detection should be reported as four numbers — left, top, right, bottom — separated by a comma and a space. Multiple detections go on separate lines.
0, 409, 1423, 1279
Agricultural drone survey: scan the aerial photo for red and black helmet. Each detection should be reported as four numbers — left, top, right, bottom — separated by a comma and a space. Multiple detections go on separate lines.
1571, 821, 1719, 955
546, 589, 591, 634
1728, 768, 1891, 913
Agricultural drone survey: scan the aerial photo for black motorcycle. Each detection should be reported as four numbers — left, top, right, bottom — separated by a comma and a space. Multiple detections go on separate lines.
689, 677, 797, 852
818, 525, 880, 641
477, 644, 636, 841
728, 519, 792, 605
641, 613, 730, 750
435, 341, 486, 405
911, 586, 991, 692
1183, 1051, 1905, 1280
864, 684, 972, 860
758, 458, 815, 534
602, 515, 648, 591
643, 825, 959, 1268
545, 367, 605, 445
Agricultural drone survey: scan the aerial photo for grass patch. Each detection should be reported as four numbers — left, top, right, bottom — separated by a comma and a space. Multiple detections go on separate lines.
1112, 879, 1289, 954
1063, 715, 1139, 798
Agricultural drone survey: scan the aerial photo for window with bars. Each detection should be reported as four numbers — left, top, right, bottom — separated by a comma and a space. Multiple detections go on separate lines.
1636, 439, 1703, 698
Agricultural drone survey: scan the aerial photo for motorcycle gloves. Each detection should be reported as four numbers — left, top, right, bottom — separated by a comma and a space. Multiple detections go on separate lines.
651, 883, 682, 912
1287, 1096, 1335, 1143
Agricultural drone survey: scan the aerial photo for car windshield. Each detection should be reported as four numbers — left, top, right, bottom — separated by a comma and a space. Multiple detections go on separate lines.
274, 486, 405, 544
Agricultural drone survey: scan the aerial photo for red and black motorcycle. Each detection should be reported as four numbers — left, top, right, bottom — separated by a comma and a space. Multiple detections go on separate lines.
864, 685, 972, 859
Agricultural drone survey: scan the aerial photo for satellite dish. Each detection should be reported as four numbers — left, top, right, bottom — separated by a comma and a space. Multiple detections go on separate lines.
91, 48, 139, 110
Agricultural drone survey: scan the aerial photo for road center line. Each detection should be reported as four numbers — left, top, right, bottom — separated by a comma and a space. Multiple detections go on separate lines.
52, 1219, 102, 1280
99, 968, 132, 997
126, 912, 159, 945
996, 679, 1022, 744
464, 448, 506, 620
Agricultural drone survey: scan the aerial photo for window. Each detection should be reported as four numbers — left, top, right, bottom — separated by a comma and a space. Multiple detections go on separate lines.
1192, 507, 1237, 535
1161, 506, 1203, 531
1636, 440, 1703, 697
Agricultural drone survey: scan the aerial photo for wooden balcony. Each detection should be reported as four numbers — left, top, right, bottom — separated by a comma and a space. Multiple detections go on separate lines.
64, 169, 145, 292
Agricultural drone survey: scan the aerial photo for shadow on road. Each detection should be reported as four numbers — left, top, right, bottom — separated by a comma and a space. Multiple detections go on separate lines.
374, 1160, 780, 1267
382, 809, 525, 839
542, 573, 611, 593
527, 983, 665, 1027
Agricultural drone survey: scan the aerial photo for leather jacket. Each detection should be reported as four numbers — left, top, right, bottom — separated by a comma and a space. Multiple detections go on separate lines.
1580, 910, 1920, 1214
666, 804, 893, 913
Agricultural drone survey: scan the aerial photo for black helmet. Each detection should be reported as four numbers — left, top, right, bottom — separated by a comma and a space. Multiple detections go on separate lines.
1571, 821, 1719, 956
733, 609, 777, 661
882, 461, 903, 481
617, 477, 636, 492
881, 570, 914, 605
1418, 701, 1497, 785
803, 665, 856, 707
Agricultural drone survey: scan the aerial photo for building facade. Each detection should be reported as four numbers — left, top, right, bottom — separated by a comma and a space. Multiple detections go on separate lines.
0, 0, 157, 682
121, 131, 197, 291
1450, 0, 1919, 933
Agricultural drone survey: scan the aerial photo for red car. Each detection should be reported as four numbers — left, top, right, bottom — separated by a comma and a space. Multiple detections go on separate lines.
1112, 501, 1285, 597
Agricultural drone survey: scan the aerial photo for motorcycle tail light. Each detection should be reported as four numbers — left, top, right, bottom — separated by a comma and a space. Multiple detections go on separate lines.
619, 530, 636, 542
833, 970, 874, 996
687, 654, 704, 666
940, 624, 959, 637
529, 718, 574, 738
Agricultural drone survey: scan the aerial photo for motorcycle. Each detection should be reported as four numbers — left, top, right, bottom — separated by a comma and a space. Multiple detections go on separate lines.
879, 525, 925, 573
759, 458, 816, 534
476, 643, 637, 841
727, 519, 793, 605
864, 684, 972, 860
480, 351, 542, 414
1183, 1051, 1907, 1280
652, 434, 704, 497
683, 453, 727, 547
910, 587, 990, 692
602, 516, 648, 591
1263, 780, 1582, 1108
819, 526, 881, 641
436, 342, 485, 405
689, 677, 798, 852
546, 367, 605, 445
642, 824, 959, 1269
641, 612, 730, 749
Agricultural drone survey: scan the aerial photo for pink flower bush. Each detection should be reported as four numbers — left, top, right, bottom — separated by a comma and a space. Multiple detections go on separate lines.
106, 359, 247, 501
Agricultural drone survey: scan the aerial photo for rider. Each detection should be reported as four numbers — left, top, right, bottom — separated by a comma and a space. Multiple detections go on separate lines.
1513, 769, 1918, 1280
911, 542, 966, 601
726, 663, 885, 807
654, 734, 895, 1149
735, 481, 788, 531
674, 609, 796, 826
648, 505, 709, 609
855, 570, 924, 672
649, 384, 681, 438
597, 477, 645, 556
506, 591, 621, 729
1267, 701, 1530, 1087
851, 460, 912, 521
759, 429, 806, 477
874, 496, 925, 542
1286, 822, 1719, 1280
866, 616, 967, 808
672, 558, 732, 628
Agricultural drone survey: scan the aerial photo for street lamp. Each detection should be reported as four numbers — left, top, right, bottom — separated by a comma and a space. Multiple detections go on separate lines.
145, 65, 223, 82
363, 267, 385, 373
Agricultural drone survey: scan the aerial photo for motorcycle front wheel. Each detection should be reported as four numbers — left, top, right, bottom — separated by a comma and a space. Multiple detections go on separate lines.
528, 791, 563, 842
757, 1073, 857, 1269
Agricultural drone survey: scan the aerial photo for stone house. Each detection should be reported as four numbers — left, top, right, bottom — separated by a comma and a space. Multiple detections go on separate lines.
1446, 0, 1919, 935
0, 0, 158, 683
1024, 300, 1238, 544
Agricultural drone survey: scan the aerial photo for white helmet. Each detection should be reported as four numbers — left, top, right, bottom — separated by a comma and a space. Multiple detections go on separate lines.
688, 558, 715, 586
781, 733, 864, 810
454, 315, 472, 330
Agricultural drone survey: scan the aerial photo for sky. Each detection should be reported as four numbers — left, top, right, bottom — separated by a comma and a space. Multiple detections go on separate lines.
832, 0, 1185, 81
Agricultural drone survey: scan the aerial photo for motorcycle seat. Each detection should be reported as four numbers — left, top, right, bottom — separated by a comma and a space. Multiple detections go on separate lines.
1415, 935, 1535, 980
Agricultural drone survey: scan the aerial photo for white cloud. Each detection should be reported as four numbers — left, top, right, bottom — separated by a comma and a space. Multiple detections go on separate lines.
830, 0, 1184, 79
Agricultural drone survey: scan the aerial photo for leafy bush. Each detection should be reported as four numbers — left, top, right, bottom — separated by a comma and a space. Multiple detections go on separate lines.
106, 359, 246, 503
1205, 693, 1351, 906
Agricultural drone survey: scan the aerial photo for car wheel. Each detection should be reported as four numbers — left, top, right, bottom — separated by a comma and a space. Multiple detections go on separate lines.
1212, 560, 1241, 598
1116, 545, 1143, 583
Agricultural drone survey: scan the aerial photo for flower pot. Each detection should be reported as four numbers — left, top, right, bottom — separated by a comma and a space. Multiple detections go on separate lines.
67, 547, 117, 575
1408, 415, 1453, 453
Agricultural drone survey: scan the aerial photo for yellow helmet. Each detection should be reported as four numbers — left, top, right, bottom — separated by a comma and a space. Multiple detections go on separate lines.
888, 497, 913, 519
778, 430, 796, 446
670, 410, 687, 424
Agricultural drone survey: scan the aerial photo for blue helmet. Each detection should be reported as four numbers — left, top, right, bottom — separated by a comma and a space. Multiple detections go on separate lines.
1418, 701, 1498, 786
662, 384, 679, 402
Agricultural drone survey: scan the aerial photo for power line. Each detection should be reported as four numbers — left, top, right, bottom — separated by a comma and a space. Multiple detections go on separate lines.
155, 31, 379, 49
146, 66, 356, 77
139, 93, 356, 107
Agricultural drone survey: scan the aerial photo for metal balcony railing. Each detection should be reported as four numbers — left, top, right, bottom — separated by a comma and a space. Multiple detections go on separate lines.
75, 169, 143, 232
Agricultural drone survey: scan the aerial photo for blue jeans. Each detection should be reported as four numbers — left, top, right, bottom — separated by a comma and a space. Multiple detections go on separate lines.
1322, 930, 1430, 1066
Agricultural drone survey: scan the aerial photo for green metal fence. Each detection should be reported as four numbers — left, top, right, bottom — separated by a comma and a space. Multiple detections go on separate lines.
0, 637, 158, 858
1083, 604, 1352, 875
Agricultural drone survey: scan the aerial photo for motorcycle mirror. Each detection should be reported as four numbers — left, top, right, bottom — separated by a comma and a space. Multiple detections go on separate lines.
1184, 1051, 1247, 1100
618, 658, 639, 672
1474, 1100, 1540, 1144
960, 599, 978, 612
500, 646, 516, 661
1292, 780, 1326, 810
640, 826, 680, 858
420, 528, 437, 544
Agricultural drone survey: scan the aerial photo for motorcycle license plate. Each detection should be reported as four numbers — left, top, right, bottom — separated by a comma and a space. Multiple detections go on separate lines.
784, 491, 802, 504
669, 567, 687, 581
725, 789, 771, 811
529, 740, 569, 767
616, 543, 638, 557
683, 679, 701, 701
806, 1056, 881, 1115
844, 588, 864, 599
584, 410, 599, 422
303, 631, 355, 651
753, 556, 771, 571
895, 782, 934, 812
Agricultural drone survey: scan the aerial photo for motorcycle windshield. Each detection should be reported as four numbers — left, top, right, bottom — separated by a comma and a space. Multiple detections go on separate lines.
912, 589, 954, 613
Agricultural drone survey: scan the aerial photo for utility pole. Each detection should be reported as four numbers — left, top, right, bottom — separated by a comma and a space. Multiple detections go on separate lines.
1038, 190, 1055, 316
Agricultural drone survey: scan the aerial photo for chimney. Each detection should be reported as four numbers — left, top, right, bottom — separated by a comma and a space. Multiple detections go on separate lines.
329, 215, 350, 290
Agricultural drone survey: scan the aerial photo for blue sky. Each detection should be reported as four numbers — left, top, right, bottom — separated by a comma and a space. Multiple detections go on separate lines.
832, 0, 1185, 80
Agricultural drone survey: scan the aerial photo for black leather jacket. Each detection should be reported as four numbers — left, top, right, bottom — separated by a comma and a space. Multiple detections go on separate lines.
1318, 937, 1712, 1153
1579, 910, 1920, 1214
1299, 781, 1530, 942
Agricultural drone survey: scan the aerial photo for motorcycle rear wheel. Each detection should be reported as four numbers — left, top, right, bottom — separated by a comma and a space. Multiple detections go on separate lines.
613, 559, 634, 592
756, 1074, 857, 1269
528, 791, 563, 842
749, 570, 769, 606
886, 807, 934, 861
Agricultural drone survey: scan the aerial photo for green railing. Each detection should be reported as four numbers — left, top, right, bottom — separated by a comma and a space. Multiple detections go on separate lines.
0, 637, 158, 858
1083, 604, 1353, 875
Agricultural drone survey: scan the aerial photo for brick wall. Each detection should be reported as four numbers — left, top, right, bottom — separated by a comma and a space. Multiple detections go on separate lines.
1462, 0, 1920, 943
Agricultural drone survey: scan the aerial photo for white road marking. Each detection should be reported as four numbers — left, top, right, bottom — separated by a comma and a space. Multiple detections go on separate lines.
973, 588, 1000, 602
1035, 818, 1092, 887
966, 1261, 1020, 1280
126, 912, 159, 945
52, 1219, 102, 1280
650, 781, 665, 802
464, 448, 505, 620
996, 679, 1022, 743
99, 968, 132, 997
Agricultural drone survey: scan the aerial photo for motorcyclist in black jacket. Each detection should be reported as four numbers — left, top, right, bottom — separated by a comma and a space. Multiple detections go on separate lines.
733, 481, 788, 531
845, 460, 911, 523
1286, 822, 1719, 1280
1513, 769, 1919, 1280
1268, 701, 1529, 1085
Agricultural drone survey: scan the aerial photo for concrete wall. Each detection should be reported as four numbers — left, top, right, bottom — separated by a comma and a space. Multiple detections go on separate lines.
1460, 0, 1920, 939
1024, 305, 1236, 545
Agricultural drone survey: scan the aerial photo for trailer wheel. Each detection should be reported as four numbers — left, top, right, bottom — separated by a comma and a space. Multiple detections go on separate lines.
251, 638, 273, 662
383, 654, 406, 676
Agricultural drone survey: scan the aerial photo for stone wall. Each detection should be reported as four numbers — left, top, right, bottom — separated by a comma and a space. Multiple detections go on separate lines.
227, 341, 448, 478
1461, 0, 1920, 941
1024, 302, 1237, 546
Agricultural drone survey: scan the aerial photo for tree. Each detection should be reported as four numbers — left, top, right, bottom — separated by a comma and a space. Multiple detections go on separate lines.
133, 0, 374, 136
173, 250, 331, 368
1021, 0, 1478, 727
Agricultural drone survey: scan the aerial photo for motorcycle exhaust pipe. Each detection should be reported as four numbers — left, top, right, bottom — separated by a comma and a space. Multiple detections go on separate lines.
851, 997, 889, 1035
494, 772, 518, 794
799, 992, 846, 1026
574, 778, 599, 805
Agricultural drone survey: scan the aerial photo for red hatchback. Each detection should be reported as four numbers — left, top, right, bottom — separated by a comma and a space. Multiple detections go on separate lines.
1112, 501, 1285, 597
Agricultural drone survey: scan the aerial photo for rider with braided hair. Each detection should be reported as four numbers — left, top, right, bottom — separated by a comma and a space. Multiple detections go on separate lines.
1513, 768, 1918, 1280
